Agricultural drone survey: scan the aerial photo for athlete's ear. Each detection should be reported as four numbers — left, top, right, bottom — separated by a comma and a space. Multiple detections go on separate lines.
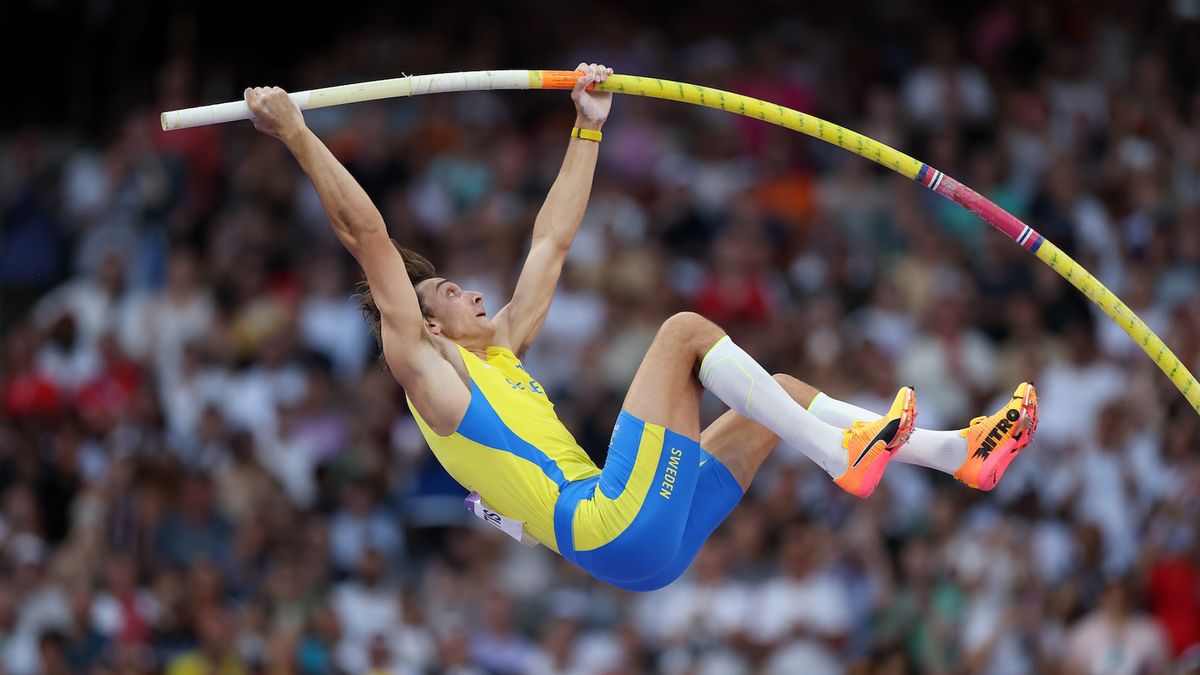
426, 319, 441, 335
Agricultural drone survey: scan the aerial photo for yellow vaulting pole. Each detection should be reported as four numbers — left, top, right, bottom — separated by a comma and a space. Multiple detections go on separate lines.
163, 69, 1200, 415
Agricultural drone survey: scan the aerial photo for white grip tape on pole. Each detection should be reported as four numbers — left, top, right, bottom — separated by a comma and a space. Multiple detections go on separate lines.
405, 70, 530, 95
161, 70, 533, 131
160, 92, 312, 131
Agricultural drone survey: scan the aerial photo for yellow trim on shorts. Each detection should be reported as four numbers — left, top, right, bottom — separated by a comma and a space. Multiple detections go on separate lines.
570, 420, 667, 551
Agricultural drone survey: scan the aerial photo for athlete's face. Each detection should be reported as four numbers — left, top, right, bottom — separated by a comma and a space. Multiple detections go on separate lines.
417, 278, 494, 341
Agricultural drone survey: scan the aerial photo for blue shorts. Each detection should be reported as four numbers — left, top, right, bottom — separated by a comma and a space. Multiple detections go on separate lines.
553, 410, 745, 591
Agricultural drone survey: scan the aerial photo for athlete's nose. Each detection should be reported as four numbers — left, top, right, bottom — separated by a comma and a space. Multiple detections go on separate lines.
469, 292, 486, 317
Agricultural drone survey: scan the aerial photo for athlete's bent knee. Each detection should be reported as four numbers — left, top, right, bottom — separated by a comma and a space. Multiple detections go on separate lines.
658, 312, 724, 352
659, 311, 708, 334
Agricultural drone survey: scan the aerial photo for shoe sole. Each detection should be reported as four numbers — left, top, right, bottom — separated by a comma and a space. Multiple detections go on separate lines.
976, 385, 1038, 491
853, 387, 917, 498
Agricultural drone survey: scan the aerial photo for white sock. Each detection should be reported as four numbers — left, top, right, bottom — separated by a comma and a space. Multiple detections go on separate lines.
698, 336, 848, 477
807, 392, 967, 474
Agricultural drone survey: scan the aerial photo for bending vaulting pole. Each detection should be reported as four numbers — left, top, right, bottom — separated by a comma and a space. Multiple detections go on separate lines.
162, 69, 1200, 415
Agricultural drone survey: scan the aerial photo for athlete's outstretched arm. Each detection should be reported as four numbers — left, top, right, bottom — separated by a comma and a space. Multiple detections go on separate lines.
245, 86, 468, 433
493, 63, 613, 357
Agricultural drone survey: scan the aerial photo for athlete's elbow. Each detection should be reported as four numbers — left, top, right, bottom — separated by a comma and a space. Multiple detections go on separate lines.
331, 210, 387, 244
332, 221, 371, 256
531, 233, 571, 255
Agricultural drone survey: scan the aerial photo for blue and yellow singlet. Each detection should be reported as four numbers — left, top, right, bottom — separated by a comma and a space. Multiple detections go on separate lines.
407, 344, 600, 550
408, 343, 745, 591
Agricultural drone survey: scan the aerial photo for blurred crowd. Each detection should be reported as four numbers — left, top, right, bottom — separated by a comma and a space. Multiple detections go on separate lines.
3, 1, 1200, 673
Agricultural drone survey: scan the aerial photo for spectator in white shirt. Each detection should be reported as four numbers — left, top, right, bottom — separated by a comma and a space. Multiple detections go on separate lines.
1062, 577, 1169, 675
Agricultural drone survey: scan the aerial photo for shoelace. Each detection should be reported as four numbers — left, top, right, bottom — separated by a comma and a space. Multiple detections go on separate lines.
959, 415, 989, 439
842, 420, 870, 450
843, 394, 918, 450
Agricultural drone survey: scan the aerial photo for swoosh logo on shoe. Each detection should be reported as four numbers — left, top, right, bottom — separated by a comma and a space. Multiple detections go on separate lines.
851, 418, 902, 468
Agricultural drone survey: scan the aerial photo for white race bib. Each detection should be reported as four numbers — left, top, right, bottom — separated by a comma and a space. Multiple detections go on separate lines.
464, 492, 540, 547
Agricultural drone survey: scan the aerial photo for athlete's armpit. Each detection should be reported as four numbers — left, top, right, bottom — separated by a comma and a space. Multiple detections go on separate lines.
381, 324, 471, 435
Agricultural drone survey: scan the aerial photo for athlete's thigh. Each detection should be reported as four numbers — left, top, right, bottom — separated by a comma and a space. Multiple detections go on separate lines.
620, 313, 724, 441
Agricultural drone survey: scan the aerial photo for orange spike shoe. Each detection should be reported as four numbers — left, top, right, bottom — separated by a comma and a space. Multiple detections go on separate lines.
833, 387, 917, 499
954, 383, 1039, 491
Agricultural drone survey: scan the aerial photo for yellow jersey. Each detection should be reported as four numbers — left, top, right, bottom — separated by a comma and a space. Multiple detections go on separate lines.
407, 344, 601, 550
